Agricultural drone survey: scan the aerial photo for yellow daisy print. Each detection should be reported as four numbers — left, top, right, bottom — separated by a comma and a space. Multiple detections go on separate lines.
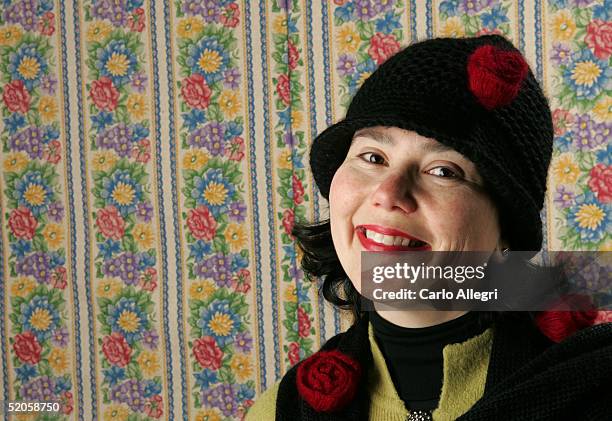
183, 149, 209, 170
92, 151, 119, 172
575, 204, 605, 231
87, 20, 112, 43
278, 149, 292, 170
3, 152, 28, 173
551, 11, 576, 41
178, 16, 204, 39
291, 110, 303, 128
97, 279, 123, 299
230, 354, 253, 381
553, 154, 580, 184
11, 277, 36, 298
219, 90, 241, 119
440, 17, 465, 38
137, 351, 160, 377
126, 94, 148, 121
195, 409, 222, 421
284, 285, 297, 303
273, 15, 288, 34
225, 223, 247, 252
0, 26, 23, 46
132, 223, 155, 250
49, 348, 69, 374
189, 280, 216, 301
38, 96, 58, 124
103, 404, 129, 421
593, 97, 612, 122
42, 224, 64, 250
337, 24, 361, 54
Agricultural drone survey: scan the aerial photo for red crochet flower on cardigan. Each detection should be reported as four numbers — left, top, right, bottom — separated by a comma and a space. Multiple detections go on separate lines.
296, 349, 362, 412
535, 294, 598, 343
467, 44, 529, 110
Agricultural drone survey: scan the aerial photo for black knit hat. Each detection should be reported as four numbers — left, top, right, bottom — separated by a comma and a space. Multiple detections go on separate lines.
309, 35, 553, 252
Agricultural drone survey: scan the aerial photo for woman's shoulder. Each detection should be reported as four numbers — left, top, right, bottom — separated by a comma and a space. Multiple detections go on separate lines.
245, 380, 280, 421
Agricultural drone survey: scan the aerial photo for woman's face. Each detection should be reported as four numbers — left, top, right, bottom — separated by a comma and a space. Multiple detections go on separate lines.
329, 126, 503, 291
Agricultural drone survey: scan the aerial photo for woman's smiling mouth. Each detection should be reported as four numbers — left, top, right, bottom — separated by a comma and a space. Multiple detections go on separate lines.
355, 225, 431, 251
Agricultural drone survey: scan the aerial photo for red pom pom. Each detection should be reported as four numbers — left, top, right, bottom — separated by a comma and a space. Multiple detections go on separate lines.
296, 350, 362, 412
535, 294, 598, 343
467, 44, 529, 110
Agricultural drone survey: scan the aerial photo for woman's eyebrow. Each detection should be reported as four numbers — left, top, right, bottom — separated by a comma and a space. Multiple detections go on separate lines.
351, 129, 456, 154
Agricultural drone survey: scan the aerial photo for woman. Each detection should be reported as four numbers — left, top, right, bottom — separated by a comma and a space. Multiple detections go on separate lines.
246, 35, 612, 420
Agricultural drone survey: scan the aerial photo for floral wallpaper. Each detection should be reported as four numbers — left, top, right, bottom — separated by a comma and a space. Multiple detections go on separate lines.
0, 1, 610, 420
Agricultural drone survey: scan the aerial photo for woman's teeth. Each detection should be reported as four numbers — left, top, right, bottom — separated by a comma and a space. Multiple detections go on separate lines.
364, 229, 426, 247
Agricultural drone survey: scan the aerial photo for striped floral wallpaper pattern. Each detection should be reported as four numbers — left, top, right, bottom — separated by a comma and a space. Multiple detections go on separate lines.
0, 1, 610, 420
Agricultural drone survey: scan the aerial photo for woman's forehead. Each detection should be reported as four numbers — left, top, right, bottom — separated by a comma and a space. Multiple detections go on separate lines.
352, 126, 459, 155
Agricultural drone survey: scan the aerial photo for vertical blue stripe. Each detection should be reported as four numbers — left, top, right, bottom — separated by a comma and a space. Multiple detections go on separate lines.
71, 0, 97, 418
410, 0, 417, 42
305, 0, 326, 343
59, 1, 84, 419
320, 0, 341, 336
148, 2, 174, 419
244, 0, 267, 390
162, 0, 188, 418
259, 0, 281, 378
426, 0, 433, 38
534, 0, 547, 251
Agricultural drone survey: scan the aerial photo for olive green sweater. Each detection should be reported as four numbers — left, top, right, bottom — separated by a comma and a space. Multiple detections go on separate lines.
246, 323, 493, 421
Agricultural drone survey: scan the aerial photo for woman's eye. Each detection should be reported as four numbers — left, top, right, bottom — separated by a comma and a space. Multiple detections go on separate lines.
358, 152, 385, 165
427, 166, 458, 178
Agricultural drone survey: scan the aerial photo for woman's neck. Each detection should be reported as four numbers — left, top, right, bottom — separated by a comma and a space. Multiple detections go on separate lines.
372, 305, 468, 328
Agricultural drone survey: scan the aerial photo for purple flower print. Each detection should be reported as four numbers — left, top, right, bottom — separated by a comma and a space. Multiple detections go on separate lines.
551, 43, 572, 66
51, 327, 70, 347
223, 68, 241, 90
337, 54, 357, 76
20, 376, 56, 402
48, 202, 65, 223
130, 72, 147, 92
142, 329, 159, 350
137, 201, 154, 222
554, 185, 575, 208
228, 201, 247, 223
234, 331, 253, 353
10, 126, 44, 159
458, 0, 493, 15
355, 0, 377, 19
201, 0, 220, 23
41, 74, 58, 95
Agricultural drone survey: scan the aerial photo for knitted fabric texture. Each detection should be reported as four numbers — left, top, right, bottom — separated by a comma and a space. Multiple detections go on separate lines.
309, 35, 554, 252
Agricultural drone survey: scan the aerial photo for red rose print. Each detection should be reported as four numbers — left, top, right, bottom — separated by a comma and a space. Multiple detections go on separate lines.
139, 268, 158, 292
187, 205, 217, 241
231, 268, 251, 293
102, 333, 132, 367
90, 77, 119, 111
144, 395, 163, 418
13, 331, 42, 364
43, 140, 62, 164
128, 8, 145, 33
225, 136, 245, 161
38, 11, 55, 36
51, 267, 67, 289
60, 391, 73, 415
586, 20, 612, 60
3, 80, 30, 113
288, 41, 299, 70
288, 342, 301, 365
181, 73, 212, 110
282, 208, 295, 237
588, 164, 612, 203
292, 174, 304, 205
296, 350, 362, 412
298, 307, 311, 338
193, 336, 223, 370
220, 3, 240, 28
276, 74, 291, 106
8, 207, 38, 240
552, 109, 574, 136
368, 33, 401, 65
96, 206, 126, 240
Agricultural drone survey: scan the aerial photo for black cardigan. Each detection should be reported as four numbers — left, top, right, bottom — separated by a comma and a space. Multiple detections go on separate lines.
275, 312, 612, 420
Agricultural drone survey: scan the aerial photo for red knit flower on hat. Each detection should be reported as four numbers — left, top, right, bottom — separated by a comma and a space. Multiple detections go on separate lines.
467, 44, 529, 110
535, 294, 598, 343
296, 349, 362, 412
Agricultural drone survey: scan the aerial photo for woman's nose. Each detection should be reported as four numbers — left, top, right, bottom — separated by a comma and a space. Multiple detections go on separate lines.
370, 170, 418, 214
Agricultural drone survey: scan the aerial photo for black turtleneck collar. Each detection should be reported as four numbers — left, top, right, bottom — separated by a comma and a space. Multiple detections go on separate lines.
369, 311, 490, 411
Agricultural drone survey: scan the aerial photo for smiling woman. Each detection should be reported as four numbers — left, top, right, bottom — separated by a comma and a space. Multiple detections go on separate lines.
246, 35, 612, 421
